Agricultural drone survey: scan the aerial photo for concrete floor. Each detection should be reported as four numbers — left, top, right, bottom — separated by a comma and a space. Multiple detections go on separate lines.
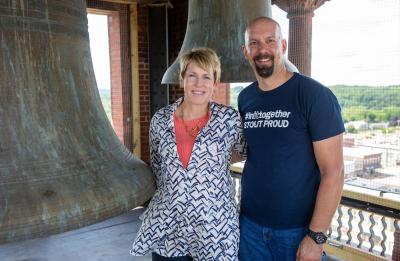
0, 208, 346, 261
0, 207, 151, 261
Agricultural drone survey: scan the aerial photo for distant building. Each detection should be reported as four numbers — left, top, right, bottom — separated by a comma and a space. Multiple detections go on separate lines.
345, 120, 368, 131
344, 160, 360, 178
343, 147, 382, 176
369, 122, 389, 130
343, 137, 355, 147
357, 142, 400, 168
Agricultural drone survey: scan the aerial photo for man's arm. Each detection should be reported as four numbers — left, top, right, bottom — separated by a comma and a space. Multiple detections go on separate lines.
297, 133, 344, 261
231, 150, 245, 164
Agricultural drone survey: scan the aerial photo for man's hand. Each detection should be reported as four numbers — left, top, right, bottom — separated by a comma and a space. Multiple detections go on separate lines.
296, 236, 323, 261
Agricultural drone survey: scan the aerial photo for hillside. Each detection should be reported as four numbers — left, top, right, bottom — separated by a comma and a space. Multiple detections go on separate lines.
329, 85, 400, 123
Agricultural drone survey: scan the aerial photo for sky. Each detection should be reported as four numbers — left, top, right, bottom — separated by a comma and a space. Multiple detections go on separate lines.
88, 0, 400, 88
88, 14, 110, 90
272, 0, 400, 86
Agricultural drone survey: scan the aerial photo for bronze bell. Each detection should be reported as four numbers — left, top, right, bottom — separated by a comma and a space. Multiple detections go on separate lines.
0, 0, 155, 243
161, 0, 297, 84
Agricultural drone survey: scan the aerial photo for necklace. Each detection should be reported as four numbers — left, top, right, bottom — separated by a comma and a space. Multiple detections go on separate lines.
178, 104, 209, 137
183, 118, 205, 137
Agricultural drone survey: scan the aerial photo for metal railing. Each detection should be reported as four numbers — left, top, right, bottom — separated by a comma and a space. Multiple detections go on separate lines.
328, 193, 399, 260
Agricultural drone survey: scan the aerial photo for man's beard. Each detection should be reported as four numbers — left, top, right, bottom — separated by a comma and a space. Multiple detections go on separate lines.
253, 54, 274, 78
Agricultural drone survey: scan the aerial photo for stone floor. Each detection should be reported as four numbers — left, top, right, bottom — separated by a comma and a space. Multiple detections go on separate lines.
0, 207, 151, 261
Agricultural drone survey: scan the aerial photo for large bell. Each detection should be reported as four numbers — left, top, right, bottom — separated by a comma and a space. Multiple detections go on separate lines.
0, 0, 155, 243
162, 0, 297, 84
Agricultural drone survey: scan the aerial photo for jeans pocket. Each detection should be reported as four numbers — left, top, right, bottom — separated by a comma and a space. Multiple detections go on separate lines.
274, 227, 308, 249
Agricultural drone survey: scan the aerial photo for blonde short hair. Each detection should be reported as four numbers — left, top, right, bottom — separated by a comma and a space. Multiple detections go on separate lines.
179, 47, 221, 83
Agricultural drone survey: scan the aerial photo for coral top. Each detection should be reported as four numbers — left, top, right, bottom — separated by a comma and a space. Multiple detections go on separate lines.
174, 111, 209, 169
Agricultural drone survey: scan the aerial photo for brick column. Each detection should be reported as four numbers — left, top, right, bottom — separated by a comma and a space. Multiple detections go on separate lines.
273, 0, 328, 76
287, 7, 313, 76
108, 13, 124, 144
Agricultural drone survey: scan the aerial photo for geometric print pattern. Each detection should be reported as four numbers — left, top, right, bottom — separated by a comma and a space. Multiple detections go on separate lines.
131, 98, 246, 260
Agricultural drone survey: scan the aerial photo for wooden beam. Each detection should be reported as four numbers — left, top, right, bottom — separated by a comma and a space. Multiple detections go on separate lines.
325, 241, 388, 261
342, 188, 400, 212
137, 0, 163, 5
87, 8, 115, 15
99, 0, 137, 4
98, 0, 163, 5
130, 3, 141, 157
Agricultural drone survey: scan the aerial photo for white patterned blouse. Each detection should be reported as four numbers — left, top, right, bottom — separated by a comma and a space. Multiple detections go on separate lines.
131, 97, 246, 260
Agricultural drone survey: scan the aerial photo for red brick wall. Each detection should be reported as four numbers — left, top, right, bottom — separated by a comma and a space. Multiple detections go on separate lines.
87, 1, 134, 151
137, 5, 151, 163
214, 83, 230, 106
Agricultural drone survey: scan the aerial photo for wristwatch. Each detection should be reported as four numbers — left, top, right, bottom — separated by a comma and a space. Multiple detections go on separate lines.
308, 229, 328, 244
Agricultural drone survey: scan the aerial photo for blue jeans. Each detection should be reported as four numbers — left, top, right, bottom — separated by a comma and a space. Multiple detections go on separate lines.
239, 215, 327, 261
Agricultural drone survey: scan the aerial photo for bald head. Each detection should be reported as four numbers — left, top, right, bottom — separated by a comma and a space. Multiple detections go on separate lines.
245, 16, 283, 44
242, 16, 289, 79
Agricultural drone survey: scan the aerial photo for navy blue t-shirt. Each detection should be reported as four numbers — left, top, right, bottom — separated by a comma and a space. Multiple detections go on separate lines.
238, 73, 345, 228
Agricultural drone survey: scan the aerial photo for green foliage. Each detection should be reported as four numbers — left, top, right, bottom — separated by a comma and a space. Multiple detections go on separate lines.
98, 89, 112, 122
230, 85, 245, 110
330, 85, 400, 109
346, 124, 358, 133
329, 85, 400, 123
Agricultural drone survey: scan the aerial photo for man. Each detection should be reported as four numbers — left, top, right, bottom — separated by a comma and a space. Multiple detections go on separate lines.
238, 17, 345, 261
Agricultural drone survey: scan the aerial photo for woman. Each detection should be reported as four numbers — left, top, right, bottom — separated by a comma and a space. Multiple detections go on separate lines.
130, 47, 246, 260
